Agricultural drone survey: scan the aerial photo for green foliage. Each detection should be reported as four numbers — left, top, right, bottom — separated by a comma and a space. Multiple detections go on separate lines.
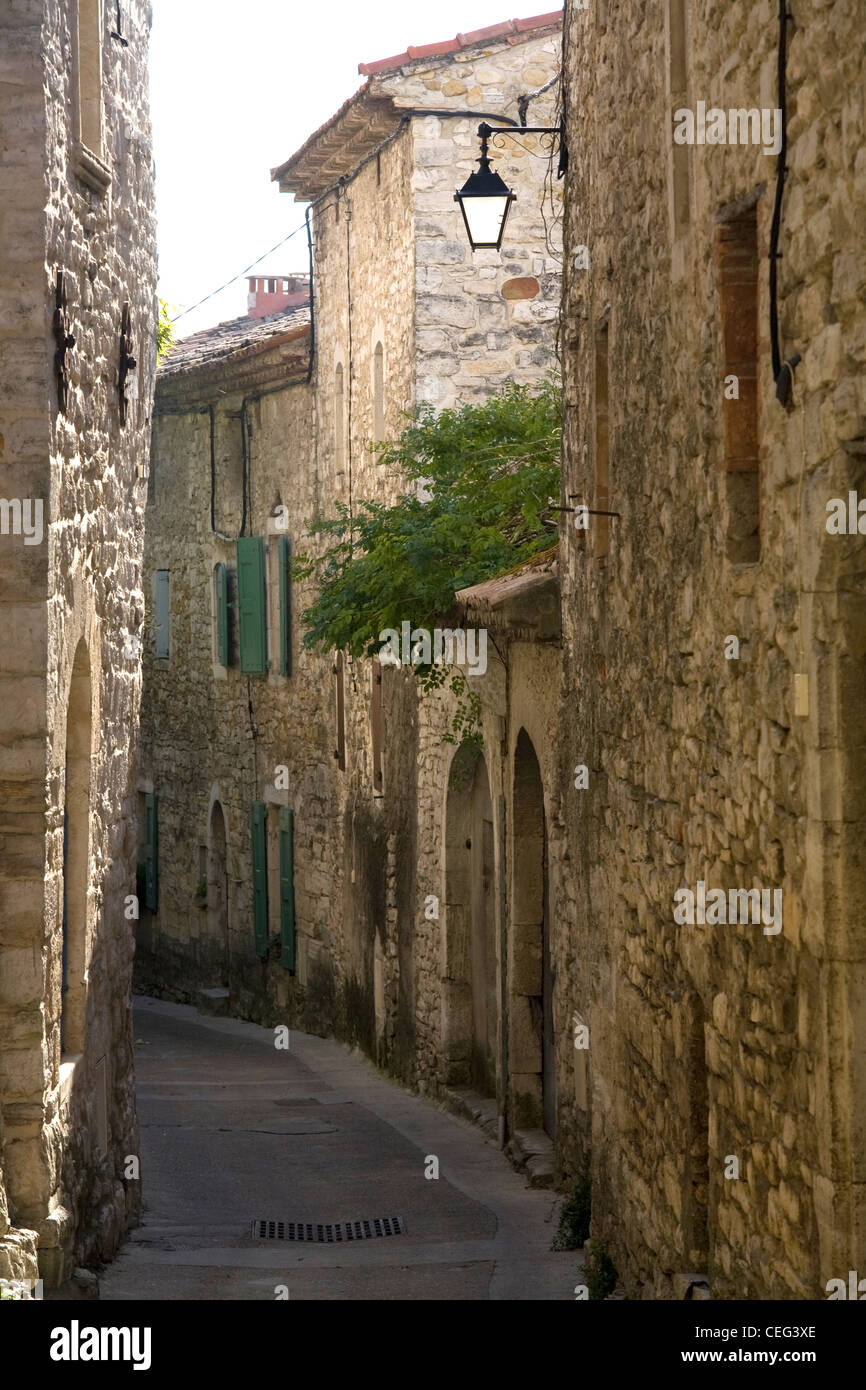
157, 299, 176, 361
585, 1239, 619, 1300
552, 1177, 592, 1250
296, 376, 560, 669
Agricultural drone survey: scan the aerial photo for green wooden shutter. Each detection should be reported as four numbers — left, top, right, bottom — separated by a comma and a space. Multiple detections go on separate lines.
278, 534, 292, 677
236, 537, 267, 673
279, 807, 295, 971
216, 563, 229, 667
251, 801, 268, 958
144, 793, 158, 911
154, 571, 170, 658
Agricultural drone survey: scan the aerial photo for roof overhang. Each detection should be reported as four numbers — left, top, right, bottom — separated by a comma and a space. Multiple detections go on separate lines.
456, 546, 560, 641
271, 84, 401, 202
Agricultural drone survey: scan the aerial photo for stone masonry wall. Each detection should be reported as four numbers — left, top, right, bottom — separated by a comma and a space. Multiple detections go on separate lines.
372, 29, 562, 411
141, 23, 570, 1146
0, 0, 156, 1286
138, 332, 350, 1037
305, 26, 564, 1086
559, 0, 865, 1298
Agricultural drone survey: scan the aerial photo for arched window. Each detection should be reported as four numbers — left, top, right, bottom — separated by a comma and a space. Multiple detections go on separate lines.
334, 362, 345, 474
76, 0, 105, 158
373, 342, 385, 443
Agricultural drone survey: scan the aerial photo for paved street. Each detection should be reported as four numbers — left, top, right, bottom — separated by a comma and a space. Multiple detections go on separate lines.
99, 997, 582, 1300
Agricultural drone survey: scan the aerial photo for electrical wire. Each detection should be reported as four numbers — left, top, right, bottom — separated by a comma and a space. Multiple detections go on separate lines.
170, 219, 310, 324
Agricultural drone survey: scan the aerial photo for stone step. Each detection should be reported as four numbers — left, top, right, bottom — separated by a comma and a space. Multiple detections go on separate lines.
197, 987, 230, 1017
507, 1128, 555, 1188
441, 1087, 501, 1142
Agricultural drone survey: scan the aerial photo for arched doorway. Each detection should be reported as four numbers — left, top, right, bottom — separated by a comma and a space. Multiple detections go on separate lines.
208, 801, 229, 986
444, 743, 497, 1095
510, 728, 555, 1136
62, 640, 93, 1057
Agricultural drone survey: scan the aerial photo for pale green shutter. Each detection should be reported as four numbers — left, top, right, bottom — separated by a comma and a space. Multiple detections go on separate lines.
216, 563, 229, 667
278, 535, 292, 677
279, 807, 295, 971
251, 802, 268, 958
154, 571, 170, 658
237, 537, 267, 673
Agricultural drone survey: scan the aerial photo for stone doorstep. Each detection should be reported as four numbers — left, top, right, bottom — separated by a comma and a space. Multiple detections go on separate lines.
440, 1086, 501, 1143
197, 987, 230, 1018
441, 1091, 556, 1189
506, 1129, 555, 1189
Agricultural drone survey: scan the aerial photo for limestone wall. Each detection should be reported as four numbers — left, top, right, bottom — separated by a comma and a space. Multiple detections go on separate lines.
138, 335, 350, 1035
558, 0, 866, 1298
371, 30, 562, 411
0, 0, 156, 1286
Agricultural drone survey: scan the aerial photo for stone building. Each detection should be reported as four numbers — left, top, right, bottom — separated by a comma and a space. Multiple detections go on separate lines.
139, 9, 564, 1148
558, 0, 866, 1297
0, 0, 156, 1289
137, 306, 324, 1027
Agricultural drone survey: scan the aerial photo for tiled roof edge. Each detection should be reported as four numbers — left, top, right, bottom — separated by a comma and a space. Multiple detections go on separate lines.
358, 11, 562, 77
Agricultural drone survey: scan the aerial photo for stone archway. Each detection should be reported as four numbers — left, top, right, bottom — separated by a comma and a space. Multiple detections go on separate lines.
510, 728, 555, 1136
62, 639, 93, 1057
207, 800, 229, 987
443, 743, 497, 1095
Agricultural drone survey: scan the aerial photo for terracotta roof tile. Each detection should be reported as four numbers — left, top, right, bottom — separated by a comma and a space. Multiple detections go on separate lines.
357, 10, 562, 77
158, 305, 310, 378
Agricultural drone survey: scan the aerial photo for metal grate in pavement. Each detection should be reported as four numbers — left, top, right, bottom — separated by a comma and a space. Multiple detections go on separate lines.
251, 1216, 405, 1242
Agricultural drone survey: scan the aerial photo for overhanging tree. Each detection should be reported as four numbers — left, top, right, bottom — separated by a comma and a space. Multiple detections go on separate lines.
295, 377, 561, 740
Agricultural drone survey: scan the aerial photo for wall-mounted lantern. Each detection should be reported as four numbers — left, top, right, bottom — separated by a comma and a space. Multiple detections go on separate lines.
455, 120, 566, 252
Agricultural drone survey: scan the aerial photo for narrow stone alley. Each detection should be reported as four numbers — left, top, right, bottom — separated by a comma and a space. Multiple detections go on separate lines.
99, 998, 580, 1301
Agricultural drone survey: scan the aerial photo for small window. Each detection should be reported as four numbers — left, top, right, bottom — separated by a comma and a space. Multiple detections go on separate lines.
334, 363, 345, 475
154, 570, 170, 658
266, 534, 292, 677
143, 792, 158, 911
279, 808, 295, 972
76, 0, 105, 159
594, 323, 610, 561
334, 652, 346, 771
251, 802, 268, 959
213, 563, 229, 667
373, 342, 385, 443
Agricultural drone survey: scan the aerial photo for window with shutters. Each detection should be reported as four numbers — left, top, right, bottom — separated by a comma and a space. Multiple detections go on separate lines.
237, 536, 267, 674
266, 533, 292, 677
373, 342, 385, 443
154, 570, 170, 658
279, 807, 295, 972
371, 659, 384, 794
251, 802, 269, 958
334, 651, 346, 771
717, 206, 760, 563
213, 562, 230, 669
334, 362, 345, 479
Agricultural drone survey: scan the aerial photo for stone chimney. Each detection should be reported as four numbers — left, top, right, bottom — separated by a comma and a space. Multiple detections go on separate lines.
247, 274, 310, 320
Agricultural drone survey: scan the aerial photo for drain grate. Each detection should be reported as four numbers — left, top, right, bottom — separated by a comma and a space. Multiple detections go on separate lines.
251, 1216, 405, 1242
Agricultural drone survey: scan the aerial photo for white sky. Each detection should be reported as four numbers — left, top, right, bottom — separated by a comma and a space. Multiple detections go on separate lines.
151, 1, 557, 338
